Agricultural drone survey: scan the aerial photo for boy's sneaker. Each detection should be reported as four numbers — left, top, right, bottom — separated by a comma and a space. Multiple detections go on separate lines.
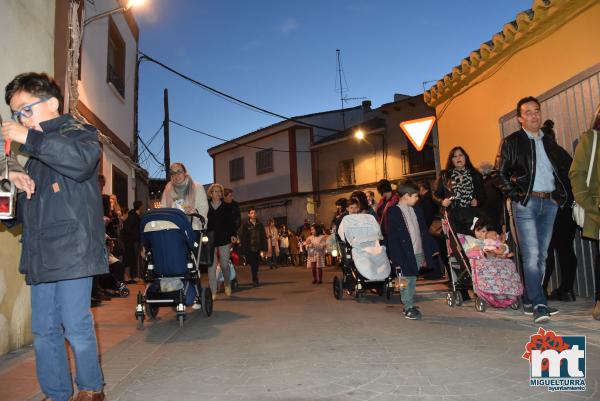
548, 306, 559, 316
533, 305, 551, 323
403, 307, 422, 320
191, 303, 202, 310
523, 304, 533, 315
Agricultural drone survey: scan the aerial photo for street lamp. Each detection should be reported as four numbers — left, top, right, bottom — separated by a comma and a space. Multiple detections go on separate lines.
84, 0, 146, 26
354, 130, 365, 140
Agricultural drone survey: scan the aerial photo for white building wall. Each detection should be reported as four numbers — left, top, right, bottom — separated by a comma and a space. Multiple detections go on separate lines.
214, 131, 291, 202
101, 145, 136, 202
78, 0, 136, 148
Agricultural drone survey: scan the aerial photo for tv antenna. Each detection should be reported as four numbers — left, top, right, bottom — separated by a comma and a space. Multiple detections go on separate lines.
335, 49, 366, 130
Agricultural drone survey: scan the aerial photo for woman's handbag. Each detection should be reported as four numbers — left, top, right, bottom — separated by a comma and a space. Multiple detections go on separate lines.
572, 130, 597, 228
429, 219, 443, 237
198, 230, 215, 267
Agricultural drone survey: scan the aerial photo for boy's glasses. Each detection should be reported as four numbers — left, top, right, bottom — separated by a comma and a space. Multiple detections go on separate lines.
11, 98, 50, 123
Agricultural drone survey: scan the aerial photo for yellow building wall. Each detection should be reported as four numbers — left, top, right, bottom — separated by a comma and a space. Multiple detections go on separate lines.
435, 2, 600, 167
0, 0, 57, 355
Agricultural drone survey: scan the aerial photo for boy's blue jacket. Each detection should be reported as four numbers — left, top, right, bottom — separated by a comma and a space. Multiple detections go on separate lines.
386, 204, 439, 276
16, 114, 108, 284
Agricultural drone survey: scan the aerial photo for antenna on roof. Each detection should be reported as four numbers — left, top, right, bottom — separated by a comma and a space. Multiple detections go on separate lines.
335, 49, 366, 131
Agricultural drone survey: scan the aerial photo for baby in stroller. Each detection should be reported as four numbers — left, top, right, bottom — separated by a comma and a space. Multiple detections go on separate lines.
456, 216, 523, 311
460, 217, 513, 259
332, 197, 392, 301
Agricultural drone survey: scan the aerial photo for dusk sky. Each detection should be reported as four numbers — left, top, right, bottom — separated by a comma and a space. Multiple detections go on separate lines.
135, 0, 530, 184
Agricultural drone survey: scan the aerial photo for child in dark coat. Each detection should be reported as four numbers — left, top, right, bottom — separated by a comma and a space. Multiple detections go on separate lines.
386, 180, 440, 320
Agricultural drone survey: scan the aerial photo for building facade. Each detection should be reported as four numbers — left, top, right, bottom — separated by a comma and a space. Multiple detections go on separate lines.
424, 0, 600, 296
208, 105, 370, 229
312, 95, 438, 224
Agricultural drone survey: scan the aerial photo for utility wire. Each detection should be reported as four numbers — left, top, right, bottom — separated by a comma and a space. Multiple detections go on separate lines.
137, 134, 165, 167
145, 121, 164, 147
138, 51, 348, 138
170, 119, 313, 153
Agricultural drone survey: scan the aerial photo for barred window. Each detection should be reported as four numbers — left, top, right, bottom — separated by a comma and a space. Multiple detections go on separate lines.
337, 159, 355, 187
107, 17, 125, 98
229, 157, 245, 181
256, 148, 273, 175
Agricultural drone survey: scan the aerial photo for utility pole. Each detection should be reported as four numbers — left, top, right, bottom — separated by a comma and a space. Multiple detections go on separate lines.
163, 88, 170, 181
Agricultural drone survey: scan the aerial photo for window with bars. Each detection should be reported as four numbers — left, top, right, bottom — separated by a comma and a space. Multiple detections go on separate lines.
229, 157, 245, 181
107, 17, 125, 98
256, 148, 274, 175
337, 159, 355, 187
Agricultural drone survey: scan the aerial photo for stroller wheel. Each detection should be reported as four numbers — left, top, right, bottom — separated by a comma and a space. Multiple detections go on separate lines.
178, 314, 185, 327
119, 287, 130, 297
385, 284, 392, 301
510, 298, 521, 310
146, 304, 159, 319
446, 292, 455, 307
231, 279, 239, 291
333, 276, 343, 300
475, 297, 487, 312
136, 315, 144, 329
201, 287, 214, 317
454, 291, 463, 307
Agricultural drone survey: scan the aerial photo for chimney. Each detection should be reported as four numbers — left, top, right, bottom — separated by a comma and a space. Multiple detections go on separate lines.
361, 100, 371, 110
394, 93, 409, 102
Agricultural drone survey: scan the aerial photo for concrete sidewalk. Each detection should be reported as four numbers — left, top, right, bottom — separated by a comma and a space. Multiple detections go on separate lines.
1, 265, 599, 401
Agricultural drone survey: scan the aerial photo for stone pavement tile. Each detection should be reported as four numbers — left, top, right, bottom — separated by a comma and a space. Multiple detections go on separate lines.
359, 381, 397, 394
344, 387, 383, 401
419, 384, 447, 396
392, 385, 420, 396
304, 383, 354, 397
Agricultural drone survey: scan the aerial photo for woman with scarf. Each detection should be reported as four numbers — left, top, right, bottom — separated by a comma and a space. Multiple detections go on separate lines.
433, 146, 485, 234
161, 162, 209, 232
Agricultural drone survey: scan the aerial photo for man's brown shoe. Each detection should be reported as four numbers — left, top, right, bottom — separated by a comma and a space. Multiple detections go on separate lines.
593, 301, 600, 321
74, 390, 105, 401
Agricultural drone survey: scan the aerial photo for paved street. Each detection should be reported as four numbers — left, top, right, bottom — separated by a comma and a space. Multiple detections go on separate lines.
1, 265, 599, 401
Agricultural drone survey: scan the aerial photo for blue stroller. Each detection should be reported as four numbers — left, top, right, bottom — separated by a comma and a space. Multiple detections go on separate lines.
135, 208, 213, 328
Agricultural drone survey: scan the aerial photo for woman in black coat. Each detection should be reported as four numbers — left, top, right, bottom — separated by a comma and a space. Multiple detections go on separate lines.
433, 146, 485, 234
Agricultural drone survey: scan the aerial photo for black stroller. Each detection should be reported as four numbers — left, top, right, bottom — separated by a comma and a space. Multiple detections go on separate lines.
332, 213, 394, 301
135, 208, 213, 328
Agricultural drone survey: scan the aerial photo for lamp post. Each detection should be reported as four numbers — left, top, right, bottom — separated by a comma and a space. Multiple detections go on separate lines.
84, 0, 145, 26
354, 129, 387, 181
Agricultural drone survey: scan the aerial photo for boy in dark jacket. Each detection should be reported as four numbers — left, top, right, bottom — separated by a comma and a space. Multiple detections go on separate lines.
1, 72, 106, 401
239, 207, 268, 286
386, 180, 439, 320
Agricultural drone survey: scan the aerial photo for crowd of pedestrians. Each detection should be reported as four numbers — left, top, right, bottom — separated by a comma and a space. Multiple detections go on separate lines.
1, 67, 599, 401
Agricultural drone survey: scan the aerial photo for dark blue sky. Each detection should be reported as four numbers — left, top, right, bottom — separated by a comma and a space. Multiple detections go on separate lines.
135, 0, 529, 183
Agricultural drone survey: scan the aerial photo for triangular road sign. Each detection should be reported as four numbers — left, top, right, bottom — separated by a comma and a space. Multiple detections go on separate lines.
400, 116, 436, 151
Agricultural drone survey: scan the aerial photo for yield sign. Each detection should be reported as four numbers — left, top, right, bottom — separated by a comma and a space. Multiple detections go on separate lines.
400, 116, 436, 151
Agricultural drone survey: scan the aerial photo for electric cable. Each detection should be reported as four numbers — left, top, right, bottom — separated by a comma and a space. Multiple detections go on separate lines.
170, 119, 313, 153
138, 51, 349, 138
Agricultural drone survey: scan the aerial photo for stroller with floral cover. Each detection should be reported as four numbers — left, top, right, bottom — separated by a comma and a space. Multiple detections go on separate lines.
442, 205, 523, 312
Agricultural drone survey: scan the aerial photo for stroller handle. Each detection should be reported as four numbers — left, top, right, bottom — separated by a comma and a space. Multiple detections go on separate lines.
188, 212, 206, 227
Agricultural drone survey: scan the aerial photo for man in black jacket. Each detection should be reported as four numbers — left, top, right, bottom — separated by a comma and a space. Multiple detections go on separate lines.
239, 207, 267, 286
495, 96, 571, 324
1, 72, 106, 401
